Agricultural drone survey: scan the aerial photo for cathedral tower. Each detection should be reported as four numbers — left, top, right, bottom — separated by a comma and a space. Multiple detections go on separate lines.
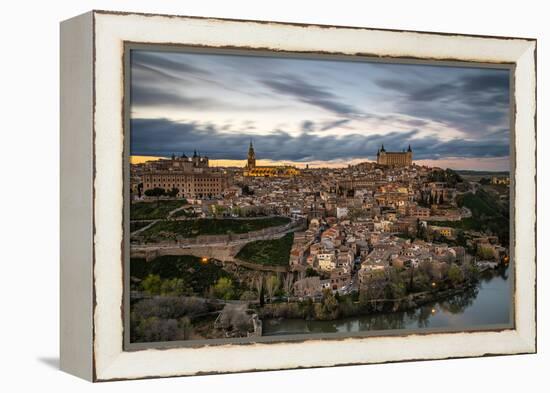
247, 140, 256, 169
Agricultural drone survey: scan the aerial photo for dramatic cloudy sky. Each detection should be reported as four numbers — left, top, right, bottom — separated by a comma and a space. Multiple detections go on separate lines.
130, 49, 511, 170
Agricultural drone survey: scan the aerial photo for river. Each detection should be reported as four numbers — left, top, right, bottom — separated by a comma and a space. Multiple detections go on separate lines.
263, 267, 511, 336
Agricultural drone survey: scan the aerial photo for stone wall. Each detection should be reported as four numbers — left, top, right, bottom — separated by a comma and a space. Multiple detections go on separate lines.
133, 218, 306, 246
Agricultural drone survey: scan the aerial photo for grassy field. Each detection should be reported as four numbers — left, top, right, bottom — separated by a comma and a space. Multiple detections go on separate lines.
141, 216, 291, 239
236, 232, 294, 266
130, 200, 186, 220
461, 191, 501, 217
130, 255, 232, 295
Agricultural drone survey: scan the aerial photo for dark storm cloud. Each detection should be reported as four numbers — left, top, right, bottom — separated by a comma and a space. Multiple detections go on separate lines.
319, 119, 352, 131
260, 75, 359, 116
374, 70, 510, 136
376, 72, 509, 103
300, 120, 315, 132
131, 118, 508, 162
402, 118, 429, 127
462, 73, 509, 93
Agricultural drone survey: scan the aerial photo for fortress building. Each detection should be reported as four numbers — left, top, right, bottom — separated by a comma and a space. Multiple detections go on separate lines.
376, 144, 413, 167
141, 171, 229, 199
139, 150, 230, 198
244, 141, 300, 177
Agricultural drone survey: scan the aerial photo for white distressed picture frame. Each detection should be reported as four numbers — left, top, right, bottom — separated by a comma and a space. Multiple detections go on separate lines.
60, 10, 536, 381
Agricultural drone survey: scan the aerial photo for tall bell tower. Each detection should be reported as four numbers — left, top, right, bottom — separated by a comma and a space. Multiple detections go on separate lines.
247, 140, 256, 169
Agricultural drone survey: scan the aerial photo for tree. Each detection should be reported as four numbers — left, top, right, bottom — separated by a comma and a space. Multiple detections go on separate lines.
462, 260, 479, 282
137, 182, 143, 198
477, 245, 495, 260
419, 260, 439, 281
319, 289, 339, 320
242, 185, 254, 195
212, 277, 234, 300
305, 267, 319, 277
141, 274, 162, 295
160, 278, 191, 296
265, 275, 280, 302
239, 290, 257, 301
179, 316, 192, 340
132, 316, 179, 342
416, 219, 428, 241
418, 191, 426, 207
144, 187, 166, 207
386, 269, 407, 299
301, 297, 315, 319
253, 274, 264, 302
283, 273, 294, 301
408, 263, 415, 292
259, 286, 265, 306
447, 263, 464, 286
359, 271, 387, 306
388, 280, 407, 299
479, 177, 491, 185
456, 230, 467, 247
167, 187, 179, 198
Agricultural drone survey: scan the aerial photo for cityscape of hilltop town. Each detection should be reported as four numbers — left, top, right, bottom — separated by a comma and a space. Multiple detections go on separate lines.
128, 140, 510, 343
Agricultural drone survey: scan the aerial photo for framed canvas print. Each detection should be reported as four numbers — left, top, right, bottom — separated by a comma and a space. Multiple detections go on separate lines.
60, 10, 537, 381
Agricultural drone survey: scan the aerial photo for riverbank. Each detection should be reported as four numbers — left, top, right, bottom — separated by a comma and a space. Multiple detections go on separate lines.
256, 282, 478, 323
262, 268, 510, 336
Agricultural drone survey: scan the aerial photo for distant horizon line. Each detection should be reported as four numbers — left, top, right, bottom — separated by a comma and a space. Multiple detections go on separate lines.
130, 155, 510, 172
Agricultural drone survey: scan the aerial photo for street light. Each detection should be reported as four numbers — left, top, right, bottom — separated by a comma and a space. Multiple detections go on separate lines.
201, 257, 209, 264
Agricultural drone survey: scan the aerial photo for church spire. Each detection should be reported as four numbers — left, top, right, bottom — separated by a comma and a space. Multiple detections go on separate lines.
407, 144, 412, 152
247, 139, 256, 169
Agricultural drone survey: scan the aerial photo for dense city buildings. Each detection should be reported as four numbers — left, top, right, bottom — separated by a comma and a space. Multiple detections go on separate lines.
130, 141, 510, 341
131, 146, 509, 282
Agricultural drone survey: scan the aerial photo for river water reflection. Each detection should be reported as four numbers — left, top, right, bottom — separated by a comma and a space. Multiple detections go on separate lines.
263, 268, 511, 336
